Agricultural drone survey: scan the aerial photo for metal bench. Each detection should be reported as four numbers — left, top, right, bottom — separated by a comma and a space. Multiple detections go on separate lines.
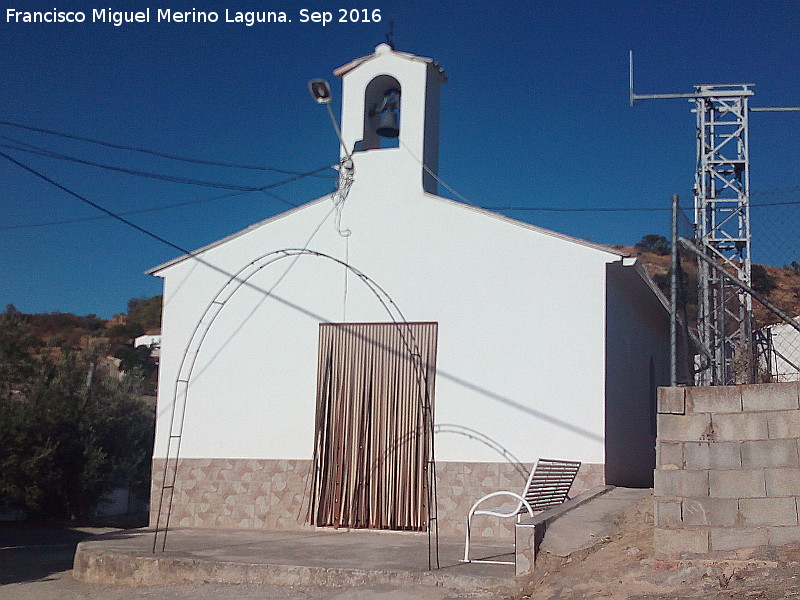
462, 458, 581, 564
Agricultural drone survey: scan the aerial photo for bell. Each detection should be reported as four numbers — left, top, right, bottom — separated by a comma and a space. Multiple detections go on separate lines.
376, 110, 400, 138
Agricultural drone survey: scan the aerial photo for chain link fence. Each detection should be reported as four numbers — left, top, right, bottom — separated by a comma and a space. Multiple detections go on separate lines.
750, 197, 800, 382
671, 194, 800, 385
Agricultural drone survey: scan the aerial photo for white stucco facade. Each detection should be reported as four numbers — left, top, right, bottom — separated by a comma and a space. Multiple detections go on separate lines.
149, 45, 670, 517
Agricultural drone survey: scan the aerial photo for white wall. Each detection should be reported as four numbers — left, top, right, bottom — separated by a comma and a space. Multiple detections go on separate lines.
767, 319, 800, 382
152, 176, 619, 466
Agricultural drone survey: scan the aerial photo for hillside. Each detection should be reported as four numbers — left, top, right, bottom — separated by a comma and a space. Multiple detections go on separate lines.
11, 296, 162, 347
614, 244, 800, 328
2, 296, 163, 394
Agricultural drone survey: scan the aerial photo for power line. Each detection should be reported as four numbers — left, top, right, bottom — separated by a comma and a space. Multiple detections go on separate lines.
0, 184, 337, 231
397, 142, 800, 213
0, 154, 336, 229
486, 199, 800, 212
0, 150, 192, 256
4, 133, 798, 230
486, 205, 673, 212
0, 189, 257, 231
5, 193, 799, 232
0, 136, 332, 195
0, 119, 337, 178
0, 136, 343, 230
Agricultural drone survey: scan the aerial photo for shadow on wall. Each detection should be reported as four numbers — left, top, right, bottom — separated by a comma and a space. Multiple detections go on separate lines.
604, 262, 670, 488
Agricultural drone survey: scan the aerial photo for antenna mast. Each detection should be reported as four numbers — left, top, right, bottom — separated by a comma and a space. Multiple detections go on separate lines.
630, 51, 800, 385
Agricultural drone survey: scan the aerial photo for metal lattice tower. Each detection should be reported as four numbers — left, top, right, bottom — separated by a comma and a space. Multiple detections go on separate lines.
631, 52, 800, 386
693, 85, 754, 384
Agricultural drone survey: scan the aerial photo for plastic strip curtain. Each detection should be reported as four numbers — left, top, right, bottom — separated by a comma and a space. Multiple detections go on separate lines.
311, 322, 437, 531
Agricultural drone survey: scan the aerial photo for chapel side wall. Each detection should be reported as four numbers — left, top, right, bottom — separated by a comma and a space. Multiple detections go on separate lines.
149, 459, 604, 537
654, 382, 800, 557
605, 263, 670, 487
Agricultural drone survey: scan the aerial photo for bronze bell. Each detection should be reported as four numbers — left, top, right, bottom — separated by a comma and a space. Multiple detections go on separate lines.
376, 110, 400, 138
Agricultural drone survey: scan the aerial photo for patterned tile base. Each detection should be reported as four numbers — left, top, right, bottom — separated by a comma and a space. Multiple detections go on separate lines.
150, 459, 604, 538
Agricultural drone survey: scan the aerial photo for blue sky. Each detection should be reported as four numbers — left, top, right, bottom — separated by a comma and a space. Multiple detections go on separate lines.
2, 0, 799, 318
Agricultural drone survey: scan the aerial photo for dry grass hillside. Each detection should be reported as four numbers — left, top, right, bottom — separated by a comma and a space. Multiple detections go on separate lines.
611, 245, 800, 327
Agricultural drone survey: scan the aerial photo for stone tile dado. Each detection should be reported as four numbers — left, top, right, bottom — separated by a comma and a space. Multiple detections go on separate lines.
151, 458, 603, 538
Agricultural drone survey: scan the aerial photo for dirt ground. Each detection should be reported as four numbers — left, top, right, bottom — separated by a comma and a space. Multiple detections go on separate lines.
511, 494, 800, 600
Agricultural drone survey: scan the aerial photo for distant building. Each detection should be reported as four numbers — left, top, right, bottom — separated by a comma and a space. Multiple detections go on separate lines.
134, 334, 161, 359
147, 45, 670, 536
760, 317, 800, 382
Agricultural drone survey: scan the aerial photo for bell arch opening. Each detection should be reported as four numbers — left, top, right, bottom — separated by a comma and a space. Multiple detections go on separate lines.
362, 75, 401, 150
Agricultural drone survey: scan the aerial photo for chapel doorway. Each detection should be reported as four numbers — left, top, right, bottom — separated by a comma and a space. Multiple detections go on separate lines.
310, 322, 437, 531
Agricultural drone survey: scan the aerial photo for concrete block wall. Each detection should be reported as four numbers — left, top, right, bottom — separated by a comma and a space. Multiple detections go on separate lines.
654, 382, 800, 558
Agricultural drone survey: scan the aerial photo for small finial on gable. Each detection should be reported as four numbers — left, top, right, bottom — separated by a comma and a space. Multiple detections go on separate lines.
385, 14, 395, 50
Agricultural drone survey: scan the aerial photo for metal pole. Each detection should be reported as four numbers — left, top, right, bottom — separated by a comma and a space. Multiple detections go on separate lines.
670, 194, 679, 386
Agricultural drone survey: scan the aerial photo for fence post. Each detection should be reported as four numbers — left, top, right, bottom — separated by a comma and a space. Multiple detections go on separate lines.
670, 194, 679, 387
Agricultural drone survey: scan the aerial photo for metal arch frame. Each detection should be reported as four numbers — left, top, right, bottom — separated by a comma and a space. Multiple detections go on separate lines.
433, 424, 529, 480
151, 248, 440, 568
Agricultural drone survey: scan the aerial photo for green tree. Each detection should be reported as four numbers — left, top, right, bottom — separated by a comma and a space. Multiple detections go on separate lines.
751, 264, 777, 294
0, 345, 154, 521
0, 306, 36, 401
635, 234, 671, 256
126, 296, 162, 332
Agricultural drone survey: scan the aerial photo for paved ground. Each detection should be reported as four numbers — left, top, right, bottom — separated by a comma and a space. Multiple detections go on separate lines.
9, 489, 800, 599
73, 528, 517, 596
0, 488, 652, 599
1, 523, 507, 600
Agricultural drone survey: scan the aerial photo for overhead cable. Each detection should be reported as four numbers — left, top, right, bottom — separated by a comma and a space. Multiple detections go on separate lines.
0, 119, 337, 177
399, 142, 800, 212
0, 150, 192, 255
0, 137, 332, 194
0, 189, 258, 230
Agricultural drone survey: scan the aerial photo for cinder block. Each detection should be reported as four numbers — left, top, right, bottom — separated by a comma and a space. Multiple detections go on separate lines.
766, 468, 800, 496
767, 410, 800, 439
710, 527, 769, 551
658, 413, 712, 442
687, 386, 742, 413
709, 469, 766, 498
657, 441, 684, 468
658, 386, 686, 414
740, 382, 800, 412
739, 497, 798, 527
742, 439, 799, 468
654, 469, 709, 498
712, 413, 768, 442
655, 501, 682, 527
654, 528, 709, 557
684, 442, 741, 469
682, 498, 738, 527
768, 526, 800, 546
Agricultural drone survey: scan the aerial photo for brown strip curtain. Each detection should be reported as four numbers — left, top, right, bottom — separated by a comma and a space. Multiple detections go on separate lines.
310, 322, 437, 531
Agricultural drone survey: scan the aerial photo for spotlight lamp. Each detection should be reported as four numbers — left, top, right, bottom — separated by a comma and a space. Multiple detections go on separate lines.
308, 79, 332, 104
